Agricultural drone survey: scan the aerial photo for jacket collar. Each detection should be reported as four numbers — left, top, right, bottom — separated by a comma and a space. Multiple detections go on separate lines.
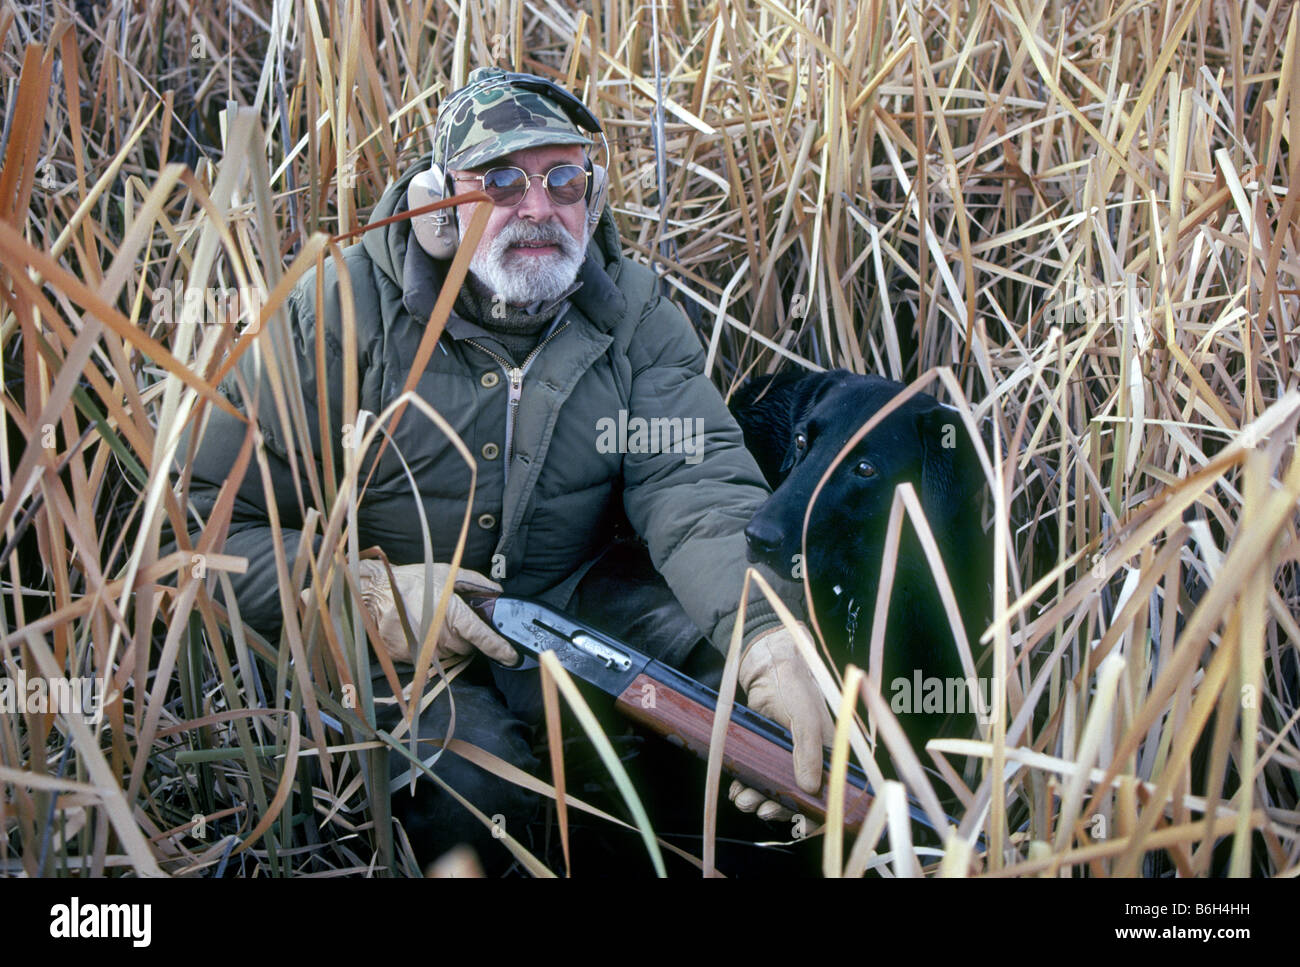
569, 245, 625, 332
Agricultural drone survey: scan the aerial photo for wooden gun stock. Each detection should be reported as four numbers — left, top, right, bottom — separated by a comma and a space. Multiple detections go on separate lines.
614, 672, 873, 828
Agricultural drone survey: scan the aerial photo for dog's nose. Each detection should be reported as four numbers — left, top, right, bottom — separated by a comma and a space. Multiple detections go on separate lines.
744, 517, 784, 564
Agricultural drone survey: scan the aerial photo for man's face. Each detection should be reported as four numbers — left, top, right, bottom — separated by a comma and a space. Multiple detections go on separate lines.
451, 144, 590, 306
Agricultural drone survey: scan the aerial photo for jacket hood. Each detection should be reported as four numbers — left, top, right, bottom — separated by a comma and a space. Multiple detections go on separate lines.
361, 155, 627, 331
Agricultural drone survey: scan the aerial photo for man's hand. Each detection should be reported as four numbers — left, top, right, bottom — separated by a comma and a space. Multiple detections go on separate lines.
304, 560, 518, 666
729, 622, 834, 821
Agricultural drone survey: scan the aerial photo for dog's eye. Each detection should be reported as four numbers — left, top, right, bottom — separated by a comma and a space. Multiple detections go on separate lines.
854, 459, 877, 478
794, 432, 807, 452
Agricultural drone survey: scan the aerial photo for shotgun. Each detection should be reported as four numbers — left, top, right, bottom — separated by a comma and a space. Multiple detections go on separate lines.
465, 592, 942, 836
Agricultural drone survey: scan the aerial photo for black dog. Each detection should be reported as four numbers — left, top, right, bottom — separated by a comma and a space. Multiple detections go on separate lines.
731, 369, 992, 750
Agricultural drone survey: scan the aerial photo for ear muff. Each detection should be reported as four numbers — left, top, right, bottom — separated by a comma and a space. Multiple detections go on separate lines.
587, 161, 608, 230
407, 163, 461, 260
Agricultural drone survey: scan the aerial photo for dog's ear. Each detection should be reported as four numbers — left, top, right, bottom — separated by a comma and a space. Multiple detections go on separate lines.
775, 372, 840, 477
731, 373, 801, 486
917, 404, 985, 532
732, 370, 839, 485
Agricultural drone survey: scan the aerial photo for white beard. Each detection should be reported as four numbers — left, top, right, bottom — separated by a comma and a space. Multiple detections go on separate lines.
459, 213, 589, 306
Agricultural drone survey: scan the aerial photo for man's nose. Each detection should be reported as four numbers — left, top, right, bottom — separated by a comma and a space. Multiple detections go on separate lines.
515, 174, 559, 220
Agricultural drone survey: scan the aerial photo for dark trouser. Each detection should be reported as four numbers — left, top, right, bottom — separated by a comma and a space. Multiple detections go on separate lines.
373, 539, 724, 874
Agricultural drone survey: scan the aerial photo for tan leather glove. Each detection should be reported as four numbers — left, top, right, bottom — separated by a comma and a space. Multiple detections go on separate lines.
317, 560, 518, 666
728, 623, 835, 822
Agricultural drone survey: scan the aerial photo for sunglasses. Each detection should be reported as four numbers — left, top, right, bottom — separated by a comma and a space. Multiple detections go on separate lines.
453, 163, 589, 208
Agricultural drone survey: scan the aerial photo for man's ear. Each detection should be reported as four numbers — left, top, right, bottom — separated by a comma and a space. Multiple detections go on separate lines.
918, 404, 985, 532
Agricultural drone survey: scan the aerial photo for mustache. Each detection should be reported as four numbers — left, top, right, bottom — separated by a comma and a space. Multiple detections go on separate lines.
493, 219, 581, 259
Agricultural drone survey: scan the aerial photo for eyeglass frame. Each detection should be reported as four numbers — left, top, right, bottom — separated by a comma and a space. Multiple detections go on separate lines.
450, 162, 591, 208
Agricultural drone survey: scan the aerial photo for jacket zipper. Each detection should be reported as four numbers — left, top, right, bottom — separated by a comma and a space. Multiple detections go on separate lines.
466, 318, 571, 488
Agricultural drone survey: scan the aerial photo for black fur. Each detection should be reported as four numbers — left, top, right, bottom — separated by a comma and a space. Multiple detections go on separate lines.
731, 370, 993, 747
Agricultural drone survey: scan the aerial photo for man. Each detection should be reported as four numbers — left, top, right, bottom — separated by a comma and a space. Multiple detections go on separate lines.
183, 67, 832, 870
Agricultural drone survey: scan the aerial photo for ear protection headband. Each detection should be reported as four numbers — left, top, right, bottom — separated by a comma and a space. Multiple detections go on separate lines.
408, 72, 610, 260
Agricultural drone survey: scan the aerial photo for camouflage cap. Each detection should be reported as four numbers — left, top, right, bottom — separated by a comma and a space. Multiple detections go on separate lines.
437, 67, 594, 171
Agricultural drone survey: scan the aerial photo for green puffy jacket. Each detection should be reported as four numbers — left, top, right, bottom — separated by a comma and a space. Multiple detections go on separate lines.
184, 155, 798, 652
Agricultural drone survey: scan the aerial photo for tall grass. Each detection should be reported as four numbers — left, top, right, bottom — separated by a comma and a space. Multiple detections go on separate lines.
0, 0, 1296, 876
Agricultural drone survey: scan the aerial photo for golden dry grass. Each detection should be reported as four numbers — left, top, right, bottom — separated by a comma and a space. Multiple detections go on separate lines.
0, 0, 1297, 876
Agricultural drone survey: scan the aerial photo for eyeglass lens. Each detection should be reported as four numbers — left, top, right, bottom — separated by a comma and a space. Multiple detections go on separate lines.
481, 165, 587, 206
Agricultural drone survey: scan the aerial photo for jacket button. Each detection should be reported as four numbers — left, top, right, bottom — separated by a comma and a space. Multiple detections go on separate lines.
480, 371, 500, 388
481, 442, 500, 460
477, 513, 497, 530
